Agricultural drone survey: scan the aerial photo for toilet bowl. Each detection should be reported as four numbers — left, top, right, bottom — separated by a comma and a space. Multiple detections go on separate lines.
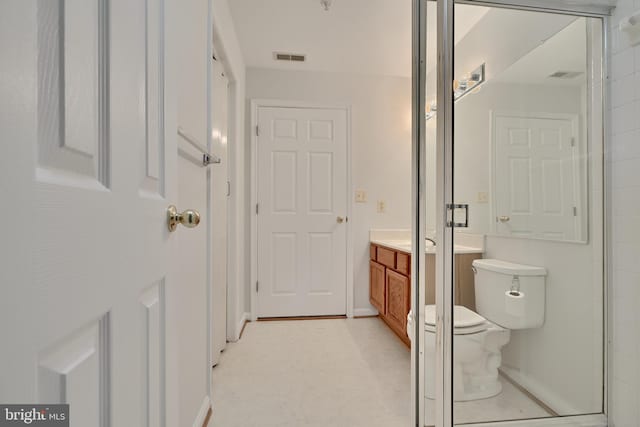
407, 259, 547, 402
408, 305, 511, 401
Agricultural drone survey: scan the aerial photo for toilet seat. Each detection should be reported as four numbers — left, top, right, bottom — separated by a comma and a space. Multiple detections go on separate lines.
424, 305, 489, 335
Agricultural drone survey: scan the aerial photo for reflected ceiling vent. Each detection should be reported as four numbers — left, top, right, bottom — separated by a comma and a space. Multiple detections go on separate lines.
548, 71, 583, 79
273, 52, 306, 62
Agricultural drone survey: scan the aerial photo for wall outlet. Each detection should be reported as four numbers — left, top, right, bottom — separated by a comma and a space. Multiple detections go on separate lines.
377, 200, 386, 213
355, 190, 367, 203
477, 192, 489, 203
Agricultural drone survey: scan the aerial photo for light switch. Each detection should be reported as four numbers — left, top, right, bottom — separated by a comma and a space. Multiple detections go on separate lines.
377, 200, 386, 213
477, 192, 489, 203
355, 190, 367, 203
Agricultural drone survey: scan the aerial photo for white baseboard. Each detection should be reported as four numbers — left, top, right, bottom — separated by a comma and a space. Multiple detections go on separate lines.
192, 395, 211, 427
500, 366, 581, 416
227, 312, 249, 342
353, 307, 379, 317
465, 414, 606, 427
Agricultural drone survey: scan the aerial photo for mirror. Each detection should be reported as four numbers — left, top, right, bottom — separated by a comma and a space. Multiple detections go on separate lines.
428, 16, 592, 243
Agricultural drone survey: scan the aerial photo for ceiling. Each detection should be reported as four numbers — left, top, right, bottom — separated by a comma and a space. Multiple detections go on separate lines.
493, 17, 587, 86
229, 0, 489, 78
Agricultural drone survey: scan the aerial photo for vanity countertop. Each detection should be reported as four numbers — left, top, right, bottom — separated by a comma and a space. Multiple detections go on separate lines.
370, 239, 484, 255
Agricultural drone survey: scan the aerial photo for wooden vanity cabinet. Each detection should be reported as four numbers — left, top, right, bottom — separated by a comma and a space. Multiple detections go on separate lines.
369, 243, 483, 347
369, 243, 411, 346
425, 253, 482, 310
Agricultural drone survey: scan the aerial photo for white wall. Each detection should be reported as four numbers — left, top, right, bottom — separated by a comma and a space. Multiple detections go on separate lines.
608, 1, 640, 425
212, 0, 248, 341
245, 67, 412, 314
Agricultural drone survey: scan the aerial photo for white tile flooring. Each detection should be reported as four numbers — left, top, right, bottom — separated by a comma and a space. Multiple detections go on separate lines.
211, 317, 552, 427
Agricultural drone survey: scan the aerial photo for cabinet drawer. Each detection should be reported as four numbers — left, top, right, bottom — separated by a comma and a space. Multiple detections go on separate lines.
370, 244, 377, 261
396, 252, 410, 275
377, 247, 396, 269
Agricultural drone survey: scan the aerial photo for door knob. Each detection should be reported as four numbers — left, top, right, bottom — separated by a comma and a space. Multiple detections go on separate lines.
336, 216, 345, 223
497, 215, 510, 223
167, 205, 201, 232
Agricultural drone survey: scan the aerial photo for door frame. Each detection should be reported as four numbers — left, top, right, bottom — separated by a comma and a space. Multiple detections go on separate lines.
249, 99, 353, 321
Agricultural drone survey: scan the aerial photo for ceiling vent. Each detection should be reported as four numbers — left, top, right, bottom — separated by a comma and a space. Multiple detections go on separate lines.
548, 71, 583, 79
274, 52, 306, 62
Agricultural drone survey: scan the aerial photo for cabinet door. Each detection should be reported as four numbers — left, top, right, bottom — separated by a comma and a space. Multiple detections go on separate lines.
370, 260, 386, 314
385, 269, 410, 337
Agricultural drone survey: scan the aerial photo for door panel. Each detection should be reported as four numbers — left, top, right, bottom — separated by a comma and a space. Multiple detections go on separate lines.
257, 106, 348, 317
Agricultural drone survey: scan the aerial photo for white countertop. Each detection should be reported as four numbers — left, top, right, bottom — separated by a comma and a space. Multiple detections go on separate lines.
370, 239, 484, 255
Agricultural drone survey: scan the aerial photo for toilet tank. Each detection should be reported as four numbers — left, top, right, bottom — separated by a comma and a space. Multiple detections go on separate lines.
472, 259, 547, 330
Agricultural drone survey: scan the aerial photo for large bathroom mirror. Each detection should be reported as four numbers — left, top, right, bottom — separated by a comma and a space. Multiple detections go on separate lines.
427, 13, 596, 244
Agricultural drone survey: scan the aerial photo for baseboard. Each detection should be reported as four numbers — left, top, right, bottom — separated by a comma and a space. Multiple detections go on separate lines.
463, 414, 606, 427
353, 307, 379, 318
500, 366, 581, 416
229, 312, 249, 342
192, 396, 212, 427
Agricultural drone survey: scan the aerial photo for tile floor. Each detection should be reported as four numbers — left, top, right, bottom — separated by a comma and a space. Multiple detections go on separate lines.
211, 317, 552, 427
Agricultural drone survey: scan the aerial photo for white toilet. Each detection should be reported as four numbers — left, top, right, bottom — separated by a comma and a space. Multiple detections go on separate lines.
407, 259, 547, 401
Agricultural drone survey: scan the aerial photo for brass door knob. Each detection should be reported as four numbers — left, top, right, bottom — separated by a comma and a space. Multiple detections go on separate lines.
336, 216, 345, 223
498, 215, 511, 223
167, 205, 201, 232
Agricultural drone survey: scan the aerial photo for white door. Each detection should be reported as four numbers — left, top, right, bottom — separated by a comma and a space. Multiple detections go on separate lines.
0, 0, 179, 426
493, 113, 580, 240
257, 106, 348, 318
210, 59, 228, 365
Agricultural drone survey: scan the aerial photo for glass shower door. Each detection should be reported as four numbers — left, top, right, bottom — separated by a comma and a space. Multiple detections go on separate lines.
450, 2, 605, 426
416, 0, 608, 426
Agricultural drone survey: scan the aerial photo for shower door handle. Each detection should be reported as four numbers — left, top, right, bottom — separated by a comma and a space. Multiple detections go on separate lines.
446, 203, 469, 228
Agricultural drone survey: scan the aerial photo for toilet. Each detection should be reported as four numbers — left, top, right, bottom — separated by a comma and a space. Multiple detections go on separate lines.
407, 259, 547, 401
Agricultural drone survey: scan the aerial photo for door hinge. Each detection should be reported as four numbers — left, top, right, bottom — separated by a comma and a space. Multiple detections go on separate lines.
256, 203, 259, 215
573, 206, 578, 216
571, 137, 576, 147
256, 281, 259, 292
256, 125, 259, 136
227, 181, 231, 197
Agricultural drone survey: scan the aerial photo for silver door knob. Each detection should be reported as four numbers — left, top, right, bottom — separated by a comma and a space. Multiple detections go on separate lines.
167, 205, 201, 232
336, 216, 345, 223
498, 215, 510, 223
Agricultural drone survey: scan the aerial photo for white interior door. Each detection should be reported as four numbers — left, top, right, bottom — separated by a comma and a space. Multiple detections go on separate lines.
0, 0, 178, 426
257, 106, 348, 318
210, 59, 229, 365
493, 113, 579, 240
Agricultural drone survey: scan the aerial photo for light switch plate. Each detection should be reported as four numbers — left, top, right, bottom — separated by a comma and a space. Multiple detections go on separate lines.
377, 200, 386, 213
477, 192, 489, 203
355, 190, 367, 203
